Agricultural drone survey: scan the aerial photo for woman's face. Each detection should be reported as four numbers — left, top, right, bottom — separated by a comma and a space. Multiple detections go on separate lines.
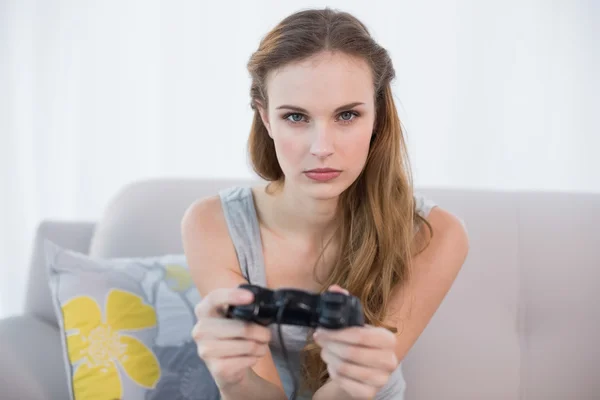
259, 51, 376, 200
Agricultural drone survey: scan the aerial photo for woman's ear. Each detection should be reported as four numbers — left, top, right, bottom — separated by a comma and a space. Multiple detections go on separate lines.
256, 102, 272, 138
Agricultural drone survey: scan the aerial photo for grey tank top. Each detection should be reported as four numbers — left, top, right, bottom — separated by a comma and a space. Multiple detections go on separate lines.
219, 186, 437, 400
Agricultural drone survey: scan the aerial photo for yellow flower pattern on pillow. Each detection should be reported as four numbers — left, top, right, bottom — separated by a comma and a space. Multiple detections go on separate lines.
164, 264, 194, 293
62, 289, 161, 400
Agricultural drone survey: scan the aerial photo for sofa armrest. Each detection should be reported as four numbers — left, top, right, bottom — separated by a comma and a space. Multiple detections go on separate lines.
24, 220, 96, 325
0, 314, 70, 400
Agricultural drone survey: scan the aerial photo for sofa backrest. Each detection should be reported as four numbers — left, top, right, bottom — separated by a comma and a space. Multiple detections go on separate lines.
27, 178, 600, 399
88, 178, 258, 258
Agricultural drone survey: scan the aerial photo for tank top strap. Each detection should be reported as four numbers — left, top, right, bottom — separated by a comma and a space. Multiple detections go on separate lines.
218, 186, 267, 286
414, 191, 437, 218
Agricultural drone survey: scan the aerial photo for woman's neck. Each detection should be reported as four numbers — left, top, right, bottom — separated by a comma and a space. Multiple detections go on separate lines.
255, 182, 339, 244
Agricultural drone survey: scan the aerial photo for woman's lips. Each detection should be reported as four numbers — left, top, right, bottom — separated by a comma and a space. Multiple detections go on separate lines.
303, 168, 342, 182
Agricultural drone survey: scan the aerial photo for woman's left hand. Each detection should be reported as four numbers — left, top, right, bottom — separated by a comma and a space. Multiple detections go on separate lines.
313, 285, 399, 400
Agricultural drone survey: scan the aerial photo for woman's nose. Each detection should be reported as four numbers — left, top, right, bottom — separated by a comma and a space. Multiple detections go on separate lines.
310, 128, 334, 158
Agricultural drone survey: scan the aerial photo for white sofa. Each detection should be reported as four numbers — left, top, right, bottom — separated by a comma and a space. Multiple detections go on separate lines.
1, 178, 599, 399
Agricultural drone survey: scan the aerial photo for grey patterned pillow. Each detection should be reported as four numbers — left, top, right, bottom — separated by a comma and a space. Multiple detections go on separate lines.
147, 341, 219, 400
45, 240, 219, 400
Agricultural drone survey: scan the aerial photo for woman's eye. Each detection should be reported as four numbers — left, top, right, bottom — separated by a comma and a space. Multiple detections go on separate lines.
285, 113, 305, 123
340, 111, 353, 120
283, 111, 359, 125
339, 111, 359, 123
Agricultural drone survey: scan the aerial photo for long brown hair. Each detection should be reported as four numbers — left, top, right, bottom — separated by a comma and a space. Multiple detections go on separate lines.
246, 7, 432, 393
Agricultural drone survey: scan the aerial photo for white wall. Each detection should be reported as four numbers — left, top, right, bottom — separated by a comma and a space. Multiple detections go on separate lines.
1, 0, 598, 317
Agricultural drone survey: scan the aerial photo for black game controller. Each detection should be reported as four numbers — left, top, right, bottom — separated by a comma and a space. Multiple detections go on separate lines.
226, 284, 365, 329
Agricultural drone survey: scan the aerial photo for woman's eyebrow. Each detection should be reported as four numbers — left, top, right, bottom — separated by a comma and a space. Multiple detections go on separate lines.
276, 102, 365, 114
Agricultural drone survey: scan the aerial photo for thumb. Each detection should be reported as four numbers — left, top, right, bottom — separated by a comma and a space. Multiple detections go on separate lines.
327, 284, 349, 295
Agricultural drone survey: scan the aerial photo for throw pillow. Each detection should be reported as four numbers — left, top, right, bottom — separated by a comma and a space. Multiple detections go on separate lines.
44, 240, 220, 400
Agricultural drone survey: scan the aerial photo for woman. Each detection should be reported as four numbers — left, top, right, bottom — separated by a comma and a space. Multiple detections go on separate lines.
182, 7, 469, 400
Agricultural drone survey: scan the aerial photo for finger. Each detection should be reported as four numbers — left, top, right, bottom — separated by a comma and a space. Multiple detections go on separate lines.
321, 348, 390, 388
327, 285, 349, 295
192, 318, 271, 343
320, 342, 398, 372
208, 355, 262, 383
315, 325, 395, 349
197, 339, 268, 360
327, 366, 378, 400
195, 288, 254, 318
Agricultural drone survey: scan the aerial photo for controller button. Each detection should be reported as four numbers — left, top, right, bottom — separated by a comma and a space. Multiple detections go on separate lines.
321, 309, 343, 319
323, 292, 346, 304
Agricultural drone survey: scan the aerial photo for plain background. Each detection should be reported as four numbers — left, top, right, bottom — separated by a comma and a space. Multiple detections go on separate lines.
1, 0, 598, 317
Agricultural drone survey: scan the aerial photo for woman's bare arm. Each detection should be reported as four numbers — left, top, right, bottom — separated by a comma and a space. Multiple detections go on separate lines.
182, 196, 287, 400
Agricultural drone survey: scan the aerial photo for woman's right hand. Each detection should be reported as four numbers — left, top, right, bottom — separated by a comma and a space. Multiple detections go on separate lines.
191, 287, 272, 390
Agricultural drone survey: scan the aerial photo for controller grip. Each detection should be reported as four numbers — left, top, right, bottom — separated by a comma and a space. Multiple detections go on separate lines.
226, 284, 274, 326
319, 291, 365, 329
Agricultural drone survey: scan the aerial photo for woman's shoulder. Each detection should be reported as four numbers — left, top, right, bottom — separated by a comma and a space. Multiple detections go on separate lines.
181, 191, 243, 277
182, 185, 254, 216
181, 194, 227, 240
412, 191, 467, 231
182, 185, 249, 227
